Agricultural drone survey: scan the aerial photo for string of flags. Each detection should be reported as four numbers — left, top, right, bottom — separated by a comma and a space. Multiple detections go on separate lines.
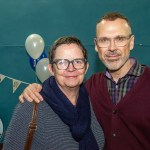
0, 74, 30, 93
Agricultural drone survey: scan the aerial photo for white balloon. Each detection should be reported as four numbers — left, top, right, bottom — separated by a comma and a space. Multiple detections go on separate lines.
25, 34, 45, 59
36, 58, 51, 83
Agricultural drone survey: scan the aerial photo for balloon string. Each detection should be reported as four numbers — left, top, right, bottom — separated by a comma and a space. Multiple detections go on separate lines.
33, 59, 38, 83
33, 59, 36, 68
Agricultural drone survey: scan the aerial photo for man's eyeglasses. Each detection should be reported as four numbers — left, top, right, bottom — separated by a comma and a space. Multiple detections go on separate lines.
94, 34, 132, 48
52, 58, 87, 70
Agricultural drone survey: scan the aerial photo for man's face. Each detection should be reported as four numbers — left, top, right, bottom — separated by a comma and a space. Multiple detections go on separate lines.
95, 18, 134, 72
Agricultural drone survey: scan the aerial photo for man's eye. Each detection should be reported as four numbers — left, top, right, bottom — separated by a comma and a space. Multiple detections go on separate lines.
99, 38, 109, 43
116, 37, 126, 42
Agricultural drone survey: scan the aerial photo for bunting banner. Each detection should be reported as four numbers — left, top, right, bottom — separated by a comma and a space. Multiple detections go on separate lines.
0, 74, 5, 83
12, 79, 22, 93
0, 73, 30, 93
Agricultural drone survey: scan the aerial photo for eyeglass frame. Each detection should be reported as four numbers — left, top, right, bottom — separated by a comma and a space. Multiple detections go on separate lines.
51, 58, 88, 70
94, 34, 133, 48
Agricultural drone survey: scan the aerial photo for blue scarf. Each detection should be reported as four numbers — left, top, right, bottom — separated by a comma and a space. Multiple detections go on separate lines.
40, 76, 99, 150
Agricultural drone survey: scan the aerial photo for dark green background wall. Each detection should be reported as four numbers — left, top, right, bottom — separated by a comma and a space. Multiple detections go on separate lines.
0, 0, 150, 142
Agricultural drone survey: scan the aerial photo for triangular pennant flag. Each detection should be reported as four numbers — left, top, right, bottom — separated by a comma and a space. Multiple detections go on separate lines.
0, 74, 6, 83
12, 79, 22, 93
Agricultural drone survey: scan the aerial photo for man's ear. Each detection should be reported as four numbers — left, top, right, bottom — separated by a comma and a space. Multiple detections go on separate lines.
129, 35, 135, 51
94, 39, 98, 52
48, 64, 54, 76
95, 45, 98, 52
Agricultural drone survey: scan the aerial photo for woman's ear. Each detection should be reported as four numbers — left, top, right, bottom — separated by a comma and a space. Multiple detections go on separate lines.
85, 62, 89, 74
48, 64, 54, 76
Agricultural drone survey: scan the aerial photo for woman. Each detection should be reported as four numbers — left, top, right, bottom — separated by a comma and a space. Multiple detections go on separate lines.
3, 36, 104, 150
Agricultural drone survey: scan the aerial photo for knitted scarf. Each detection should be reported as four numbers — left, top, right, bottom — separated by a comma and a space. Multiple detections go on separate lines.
40, 76, 99, 150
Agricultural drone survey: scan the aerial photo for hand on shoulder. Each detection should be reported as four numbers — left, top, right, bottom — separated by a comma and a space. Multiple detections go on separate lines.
19, 83, 43, 103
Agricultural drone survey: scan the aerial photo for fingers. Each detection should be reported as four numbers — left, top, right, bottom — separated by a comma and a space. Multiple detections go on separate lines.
19, 94, 25, 103
34, 92, 43, 101
23, 90, 35, 102
36, 83, 42, 91
18, 83, 43, 103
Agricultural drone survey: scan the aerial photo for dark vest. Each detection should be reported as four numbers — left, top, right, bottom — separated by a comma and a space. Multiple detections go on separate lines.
85, 67, 150, 150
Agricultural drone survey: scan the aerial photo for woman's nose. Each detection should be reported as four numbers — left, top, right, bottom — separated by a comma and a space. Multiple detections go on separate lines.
67, 62, 76, 71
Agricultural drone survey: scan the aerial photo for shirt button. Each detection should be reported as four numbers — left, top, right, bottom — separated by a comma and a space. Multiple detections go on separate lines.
112, 109, 117, 114
112, 133, 116, 137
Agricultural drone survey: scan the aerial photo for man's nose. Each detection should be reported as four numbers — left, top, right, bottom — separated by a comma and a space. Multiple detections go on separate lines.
108, 39, 117, 51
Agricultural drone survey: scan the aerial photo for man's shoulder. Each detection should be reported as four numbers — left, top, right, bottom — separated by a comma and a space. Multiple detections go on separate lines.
142, 65, 150, 74
145, 66, 150, 71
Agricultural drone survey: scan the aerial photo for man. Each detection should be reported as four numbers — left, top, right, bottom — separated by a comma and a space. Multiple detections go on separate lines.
20, 12, 150, 150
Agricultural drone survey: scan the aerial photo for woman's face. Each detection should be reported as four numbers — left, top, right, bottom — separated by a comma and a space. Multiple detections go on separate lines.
48, 43, 89, 91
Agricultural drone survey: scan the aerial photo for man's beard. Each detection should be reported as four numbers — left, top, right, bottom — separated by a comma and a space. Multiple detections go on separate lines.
102, 54, 130, 72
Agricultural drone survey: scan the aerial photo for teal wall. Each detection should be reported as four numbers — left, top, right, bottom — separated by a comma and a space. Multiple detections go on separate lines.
0, 0, 150, 142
